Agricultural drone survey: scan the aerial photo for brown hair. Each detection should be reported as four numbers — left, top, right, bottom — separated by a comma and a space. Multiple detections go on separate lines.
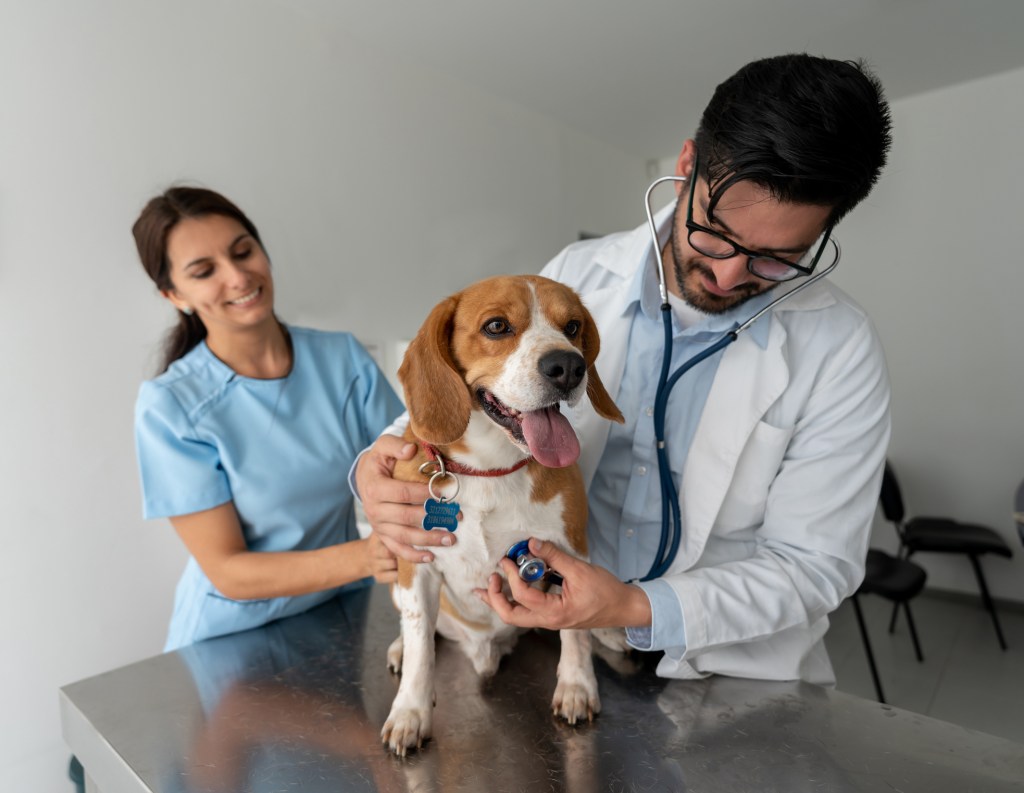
132, 187, 265, 372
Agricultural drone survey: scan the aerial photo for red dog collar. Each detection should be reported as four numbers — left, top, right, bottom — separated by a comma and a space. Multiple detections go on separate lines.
421, 442, 531, 477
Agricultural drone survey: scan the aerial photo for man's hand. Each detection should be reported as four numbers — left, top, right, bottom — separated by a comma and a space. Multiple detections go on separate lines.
474, 538, 651, 631
355, 434, 452, 563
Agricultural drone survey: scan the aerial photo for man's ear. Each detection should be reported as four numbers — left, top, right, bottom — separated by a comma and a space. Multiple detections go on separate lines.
674, 139, 697, 196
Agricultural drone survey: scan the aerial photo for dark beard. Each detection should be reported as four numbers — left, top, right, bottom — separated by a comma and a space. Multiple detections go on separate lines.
668, 206, 768, 315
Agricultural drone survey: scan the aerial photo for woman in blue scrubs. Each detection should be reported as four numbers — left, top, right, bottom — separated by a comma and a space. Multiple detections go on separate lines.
132, 187, 405, 650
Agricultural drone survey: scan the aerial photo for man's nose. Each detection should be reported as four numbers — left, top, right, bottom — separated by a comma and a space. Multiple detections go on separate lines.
709, 254, 751, 291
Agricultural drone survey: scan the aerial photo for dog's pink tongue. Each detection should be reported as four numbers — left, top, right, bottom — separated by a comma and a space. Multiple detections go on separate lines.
521, 407, 580, 468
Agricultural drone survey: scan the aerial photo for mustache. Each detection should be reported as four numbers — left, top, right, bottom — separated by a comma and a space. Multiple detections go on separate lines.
687, 260, 761, 296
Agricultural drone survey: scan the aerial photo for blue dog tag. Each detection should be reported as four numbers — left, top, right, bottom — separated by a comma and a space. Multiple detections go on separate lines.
423, 498, 460, 532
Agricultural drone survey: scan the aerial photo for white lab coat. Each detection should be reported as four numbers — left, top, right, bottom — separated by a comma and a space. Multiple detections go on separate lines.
545, 214, 891, 684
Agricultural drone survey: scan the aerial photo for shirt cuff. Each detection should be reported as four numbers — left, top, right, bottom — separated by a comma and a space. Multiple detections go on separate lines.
348, 448, 369, 503
625, 578, 687, 653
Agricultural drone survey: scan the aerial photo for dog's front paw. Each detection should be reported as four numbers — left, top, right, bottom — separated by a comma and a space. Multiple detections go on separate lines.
381, 706, 431, 756
552, 678, 600, 725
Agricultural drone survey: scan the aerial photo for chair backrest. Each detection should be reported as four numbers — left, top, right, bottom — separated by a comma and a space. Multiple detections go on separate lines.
879, 461, 906, 528
1015, 478, 1024, 547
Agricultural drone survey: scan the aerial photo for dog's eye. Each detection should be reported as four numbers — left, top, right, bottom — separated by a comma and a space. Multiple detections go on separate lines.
564, 320, 581, 339
482, 318, 513, 338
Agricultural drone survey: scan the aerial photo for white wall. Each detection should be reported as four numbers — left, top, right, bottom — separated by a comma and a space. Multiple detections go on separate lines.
0, 2, 648, 789
832, 66, 1024, 599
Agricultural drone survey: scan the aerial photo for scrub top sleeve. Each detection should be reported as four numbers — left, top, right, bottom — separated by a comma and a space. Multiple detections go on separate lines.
346, 336, 406, 446
134, 382, 232, 520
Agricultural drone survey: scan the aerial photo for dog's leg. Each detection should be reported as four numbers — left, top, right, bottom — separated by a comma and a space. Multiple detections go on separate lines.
382, 566, 441, 756
552, 628, 600, 724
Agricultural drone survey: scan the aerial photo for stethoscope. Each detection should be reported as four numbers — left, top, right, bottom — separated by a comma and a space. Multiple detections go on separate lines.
638, 175, 841, 582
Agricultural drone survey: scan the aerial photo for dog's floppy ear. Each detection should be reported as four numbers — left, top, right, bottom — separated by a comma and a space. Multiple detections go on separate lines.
398, 294, 474, 445
579, 304, 624, 424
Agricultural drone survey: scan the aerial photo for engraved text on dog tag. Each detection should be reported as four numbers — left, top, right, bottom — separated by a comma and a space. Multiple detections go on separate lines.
423, 498, 460, 532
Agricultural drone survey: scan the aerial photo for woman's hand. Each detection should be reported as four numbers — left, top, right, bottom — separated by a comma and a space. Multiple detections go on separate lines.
473, 538, 652, 631
365, 533, 398, 584
355, 434, 452, 563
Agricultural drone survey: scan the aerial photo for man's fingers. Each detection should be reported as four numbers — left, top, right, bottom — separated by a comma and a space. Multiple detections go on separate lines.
379, 533, 435, 564
528, 537, 580, 576
492, 561, 566, 629
367, 501, 441, 537
364, 478, 431, 513
374, 435, 418, 460
478, 574, 540, 627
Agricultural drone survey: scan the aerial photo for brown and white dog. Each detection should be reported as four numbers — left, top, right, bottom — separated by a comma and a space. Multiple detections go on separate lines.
382, 274, 623, 756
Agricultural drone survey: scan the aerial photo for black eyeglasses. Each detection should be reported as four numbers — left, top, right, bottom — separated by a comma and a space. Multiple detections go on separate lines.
684, 166, 836, 282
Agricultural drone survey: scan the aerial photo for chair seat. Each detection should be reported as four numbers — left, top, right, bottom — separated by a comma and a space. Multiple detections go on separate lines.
904, 517, 1013, 557
859, 549, 927, 602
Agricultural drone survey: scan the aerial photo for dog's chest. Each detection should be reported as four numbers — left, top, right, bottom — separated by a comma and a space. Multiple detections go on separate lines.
430, 473, 567, 590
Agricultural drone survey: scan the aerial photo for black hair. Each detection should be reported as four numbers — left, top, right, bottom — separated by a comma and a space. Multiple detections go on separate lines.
694, 53, 893, 226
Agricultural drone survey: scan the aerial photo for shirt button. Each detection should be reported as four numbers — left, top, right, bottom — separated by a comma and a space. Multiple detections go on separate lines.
625, 529, 635, 538
645, 407, 654, 417
637, 465, 647, 476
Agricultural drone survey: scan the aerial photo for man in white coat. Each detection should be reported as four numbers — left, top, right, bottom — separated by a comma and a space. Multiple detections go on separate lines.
356, 53, 893, 684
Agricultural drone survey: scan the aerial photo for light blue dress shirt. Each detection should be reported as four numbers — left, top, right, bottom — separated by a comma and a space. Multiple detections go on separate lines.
586, 226, 774, 652
135, 327, 404, 650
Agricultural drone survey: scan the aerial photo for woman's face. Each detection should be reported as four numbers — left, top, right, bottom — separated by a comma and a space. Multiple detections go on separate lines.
163, 214, 275, 333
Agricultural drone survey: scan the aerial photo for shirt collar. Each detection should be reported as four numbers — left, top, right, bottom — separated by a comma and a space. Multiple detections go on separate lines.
626, 201, 773, 349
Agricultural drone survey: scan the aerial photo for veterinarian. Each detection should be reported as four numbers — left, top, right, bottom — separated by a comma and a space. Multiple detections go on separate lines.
356, 53, 893, 684
133, 187, 404, 651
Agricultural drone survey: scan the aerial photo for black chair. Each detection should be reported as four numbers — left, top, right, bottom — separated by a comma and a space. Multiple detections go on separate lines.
851, 548, 927, 703
879, 460, 1013, 650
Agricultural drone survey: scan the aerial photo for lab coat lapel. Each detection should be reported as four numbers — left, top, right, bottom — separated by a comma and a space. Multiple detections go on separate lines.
573, 285, 632, 488
675, 318, 790, 571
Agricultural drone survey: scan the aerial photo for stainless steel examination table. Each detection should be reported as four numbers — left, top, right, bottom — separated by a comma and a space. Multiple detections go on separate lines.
61, 584, 1024, 792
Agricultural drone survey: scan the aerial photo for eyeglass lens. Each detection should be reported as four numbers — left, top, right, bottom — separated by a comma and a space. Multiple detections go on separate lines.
687, 229, 815, 281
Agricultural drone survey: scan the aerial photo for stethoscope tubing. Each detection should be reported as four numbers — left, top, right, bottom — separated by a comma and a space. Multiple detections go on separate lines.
638, 176, 840, 582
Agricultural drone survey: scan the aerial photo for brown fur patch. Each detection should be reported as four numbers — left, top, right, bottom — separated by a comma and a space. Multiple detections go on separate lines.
527, 462, 589, 555
440, 588, 492, 632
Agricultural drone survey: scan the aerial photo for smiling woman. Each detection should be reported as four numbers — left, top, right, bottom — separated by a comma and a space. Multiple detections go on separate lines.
131, 187, 406, 650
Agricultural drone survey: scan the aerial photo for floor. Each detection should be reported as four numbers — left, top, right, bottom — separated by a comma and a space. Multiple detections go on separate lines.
824, 590, 1024, 744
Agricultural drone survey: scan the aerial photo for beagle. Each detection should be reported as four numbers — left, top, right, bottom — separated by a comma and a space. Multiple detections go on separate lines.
381, 274, 623, 756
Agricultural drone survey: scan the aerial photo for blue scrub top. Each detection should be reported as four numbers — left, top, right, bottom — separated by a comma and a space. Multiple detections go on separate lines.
135, 326, 404, 650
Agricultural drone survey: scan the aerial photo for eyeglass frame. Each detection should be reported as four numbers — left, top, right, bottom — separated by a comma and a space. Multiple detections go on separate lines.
683, 161, 836, 282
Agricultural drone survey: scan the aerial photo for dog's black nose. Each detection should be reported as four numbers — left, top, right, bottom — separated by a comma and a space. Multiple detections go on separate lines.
539, 350, 586, 393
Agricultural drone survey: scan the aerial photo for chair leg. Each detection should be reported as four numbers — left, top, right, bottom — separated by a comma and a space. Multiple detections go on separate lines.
968, 554, 1008, 651
902, 601, 925, 662
888, 547, 911, 633
887, 601, 900, 634
852, 595, 886, 704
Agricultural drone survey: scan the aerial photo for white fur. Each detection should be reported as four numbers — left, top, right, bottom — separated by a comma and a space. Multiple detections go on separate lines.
489, 282, 588, 412
382, 284, 601, 756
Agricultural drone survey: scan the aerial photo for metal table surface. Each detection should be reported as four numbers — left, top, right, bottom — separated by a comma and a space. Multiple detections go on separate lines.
61, 584, 1024, 793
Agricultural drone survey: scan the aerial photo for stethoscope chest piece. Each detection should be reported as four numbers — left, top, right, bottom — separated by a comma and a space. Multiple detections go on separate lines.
506, 540, 547, 582
504, 541, 565, 586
